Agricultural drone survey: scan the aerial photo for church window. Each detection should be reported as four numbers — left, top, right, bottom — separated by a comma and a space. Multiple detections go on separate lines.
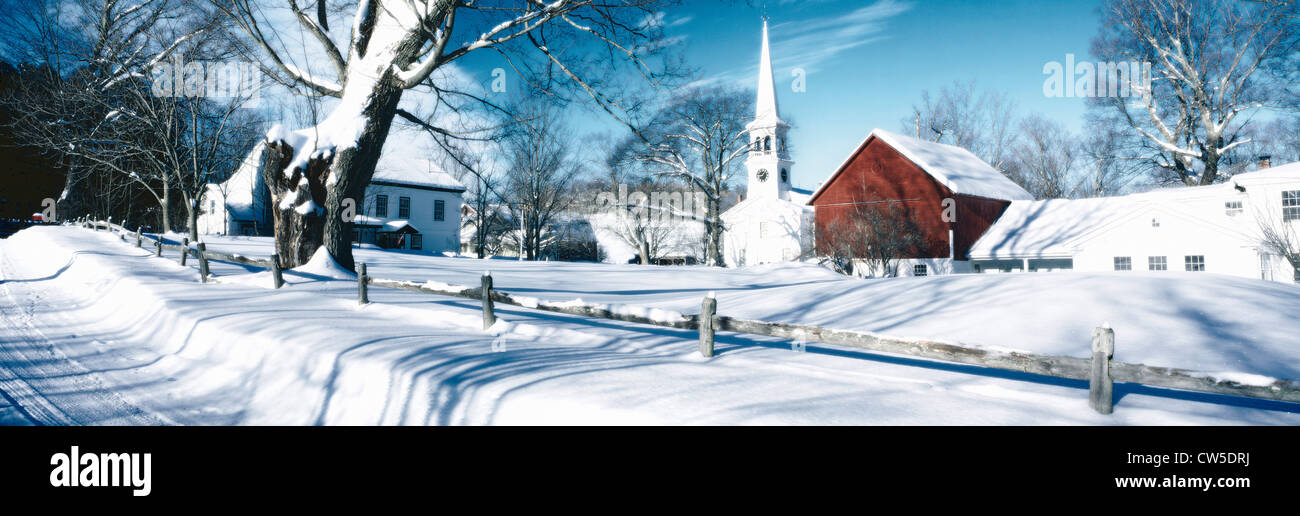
780, 169, 788, 183
753, 138, 761, 152
764, 136, 771, 152
759, 222, 770, 238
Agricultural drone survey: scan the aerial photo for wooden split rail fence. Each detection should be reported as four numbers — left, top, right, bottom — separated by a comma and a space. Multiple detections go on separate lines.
80, 219, 1300, 414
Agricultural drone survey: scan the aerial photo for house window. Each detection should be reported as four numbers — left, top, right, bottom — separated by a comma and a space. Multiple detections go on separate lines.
399, 197, 411, 219
1148, 256, 1167, 271
1185, 255, 1205, 272
759, 221, 769, 238
1284, 190, 1300, 222
434, 200, 445, 221
1114, 256, 1132, 271
913, 264, 928, 276
1225, 200, 1243, 216
375, 195, 388, 217
973, 264, 982, 273
410, 234, 423, 251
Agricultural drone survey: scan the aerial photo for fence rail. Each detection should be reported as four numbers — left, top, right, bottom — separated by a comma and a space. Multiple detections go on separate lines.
77, 219, 1300, 413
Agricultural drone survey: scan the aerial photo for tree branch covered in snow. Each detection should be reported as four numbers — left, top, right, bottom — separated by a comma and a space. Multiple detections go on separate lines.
1091, 0, 1300, 186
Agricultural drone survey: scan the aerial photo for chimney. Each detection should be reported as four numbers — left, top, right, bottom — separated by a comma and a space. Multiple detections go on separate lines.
1259, 155, 1272, 170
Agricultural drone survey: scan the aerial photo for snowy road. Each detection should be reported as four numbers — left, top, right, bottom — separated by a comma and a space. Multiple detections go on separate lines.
0, 244, 171, 425
1, 226, 1298, 425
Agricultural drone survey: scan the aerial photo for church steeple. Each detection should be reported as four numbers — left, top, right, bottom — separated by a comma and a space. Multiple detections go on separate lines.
745, 18, 793, 202
754, 20, 783, 126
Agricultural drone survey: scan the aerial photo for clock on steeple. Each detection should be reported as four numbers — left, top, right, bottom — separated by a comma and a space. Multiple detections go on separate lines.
744, 20, 793, 201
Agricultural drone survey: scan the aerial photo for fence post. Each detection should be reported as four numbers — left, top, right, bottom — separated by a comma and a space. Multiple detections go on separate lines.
481, 271, 496, 330
196, 242, 209, 283
271, 254, 284, 289
1089, 326, 1115, 415
699, 292, 716, 358
154, 238, 163, 257
357, 262, 369, 305
179, 238, 189, 266
135, 227, 142, 248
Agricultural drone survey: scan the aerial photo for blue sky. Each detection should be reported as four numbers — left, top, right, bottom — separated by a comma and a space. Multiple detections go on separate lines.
672, 0, 1104, 190
480, 0, 1106, 190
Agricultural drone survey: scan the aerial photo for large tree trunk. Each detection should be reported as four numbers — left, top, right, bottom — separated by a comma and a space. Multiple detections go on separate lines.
322, 78, 406, 271
261, 140, 325, 267
261, 11, 427, 270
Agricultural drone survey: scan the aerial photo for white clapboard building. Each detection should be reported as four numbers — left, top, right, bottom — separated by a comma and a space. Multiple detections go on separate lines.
968, 160, 1300, 283
200, 131, 466, 254
721, 20, 815, 267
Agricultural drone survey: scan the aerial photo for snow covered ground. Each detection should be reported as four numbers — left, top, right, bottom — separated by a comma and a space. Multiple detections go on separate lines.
0, 225, 1297, 425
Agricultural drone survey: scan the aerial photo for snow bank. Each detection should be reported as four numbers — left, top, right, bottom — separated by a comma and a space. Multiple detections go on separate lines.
295, 247, 357, 280
6, 227, 1299, 425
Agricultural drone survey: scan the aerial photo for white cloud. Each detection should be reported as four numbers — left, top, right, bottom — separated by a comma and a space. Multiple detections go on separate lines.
694, 0, 912, 89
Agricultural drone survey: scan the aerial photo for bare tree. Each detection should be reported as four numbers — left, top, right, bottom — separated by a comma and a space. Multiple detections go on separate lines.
1091, 0, 1300, 186
631, 86, 752, 266
820, 202, 926, 278
1255, 199, 1300, 283
214, 0, 684, 269
500, 104, 580, 261
0, 0, 206, 229
1076, 122, 1145, 197
441, 139, 503, 258
905, 80, 1019, 171
1005, 115, 1079, 199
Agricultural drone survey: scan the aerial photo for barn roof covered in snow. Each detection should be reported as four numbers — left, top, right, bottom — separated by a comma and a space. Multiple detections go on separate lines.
809, 128, 1034, 203
966, 164, 1300, 259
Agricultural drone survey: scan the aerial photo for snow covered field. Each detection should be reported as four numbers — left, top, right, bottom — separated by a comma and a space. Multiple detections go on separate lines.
0, 225, 1298, 425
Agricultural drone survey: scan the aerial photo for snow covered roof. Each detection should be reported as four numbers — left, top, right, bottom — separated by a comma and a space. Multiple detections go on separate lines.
969, 197, 1140, 259
967, 178, 1281, 260
788, 187, 814, 206
383, 220, 414, 232
371, 127, 466, 191
216, 142, 268, 221
213, 129, 466, 211
809, 129, 1034, 203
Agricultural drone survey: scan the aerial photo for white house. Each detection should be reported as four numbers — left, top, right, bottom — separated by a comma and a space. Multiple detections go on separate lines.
721, 20, 815, 267
968, 160, 1300, 283
200, 130, 466, 254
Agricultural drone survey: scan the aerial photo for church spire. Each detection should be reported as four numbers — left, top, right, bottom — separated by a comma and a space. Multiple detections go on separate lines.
754, 19, 782, 125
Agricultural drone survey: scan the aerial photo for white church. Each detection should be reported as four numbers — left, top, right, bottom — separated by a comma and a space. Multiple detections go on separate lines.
721, 20, 815, 267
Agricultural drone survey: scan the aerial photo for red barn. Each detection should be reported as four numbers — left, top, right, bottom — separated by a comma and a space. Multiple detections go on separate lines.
806, 129, 1033, 275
